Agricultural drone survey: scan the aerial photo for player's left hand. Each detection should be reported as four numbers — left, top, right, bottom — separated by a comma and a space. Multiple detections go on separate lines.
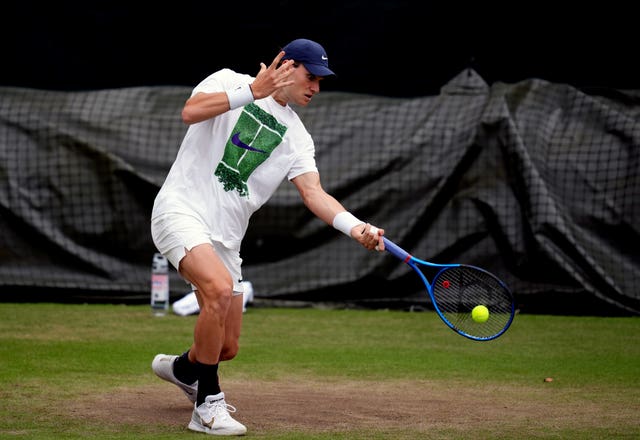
358, 224, 384, 252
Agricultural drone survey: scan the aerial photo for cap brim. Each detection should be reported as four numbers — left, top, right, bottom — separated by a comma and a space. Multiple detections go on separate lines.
304, 63, 336, 77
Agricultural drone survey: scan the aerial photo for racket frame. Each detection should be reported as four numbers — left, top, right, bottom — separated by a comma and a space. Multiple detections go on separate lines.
383, 237, 515, 341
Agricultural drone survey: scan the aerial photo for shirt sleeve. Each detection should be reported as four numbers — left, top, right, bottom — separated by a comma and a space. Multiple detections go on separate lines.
192, 69, 254, 96
287, 129, 318, 180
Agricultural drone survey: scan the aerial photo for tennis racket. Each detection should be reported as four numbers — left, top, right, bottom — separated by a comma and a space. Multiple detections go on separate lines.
383, 236, 515, 341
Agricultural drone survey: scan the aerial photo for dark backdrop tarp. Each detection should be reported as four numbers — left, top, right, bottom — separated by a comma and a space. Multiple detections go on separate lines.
1, 70, 638, 314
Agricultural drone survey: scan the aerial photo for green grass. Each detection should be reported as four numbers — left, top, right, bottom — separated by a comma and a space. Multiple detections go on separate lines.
0, 303, 638, 439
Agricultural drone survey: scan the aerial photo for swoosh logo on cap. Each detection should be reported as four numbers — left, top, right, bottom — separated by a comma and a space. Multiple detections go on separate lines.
231, 133, 267, 153
321, 55, 328, 60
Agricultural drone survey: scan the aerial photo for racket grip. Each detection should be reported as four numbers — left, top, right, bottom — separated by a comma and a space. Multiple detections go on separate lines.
382, 237, 411, 261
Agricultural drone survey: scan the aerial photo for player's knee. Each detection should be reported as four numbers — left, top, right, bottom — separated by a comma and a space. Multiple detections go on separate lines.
219, 342, 239, 361
198, 279, 234, 309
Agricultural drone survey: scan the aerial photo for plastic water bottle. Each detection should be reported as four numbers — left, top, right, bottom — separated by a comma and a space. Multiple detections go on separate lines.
151, 253, 170, 316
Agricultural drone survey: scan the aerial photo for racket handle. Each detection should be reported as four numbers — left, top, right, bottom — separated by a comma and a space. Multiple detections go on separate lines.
382, 237, 411, 262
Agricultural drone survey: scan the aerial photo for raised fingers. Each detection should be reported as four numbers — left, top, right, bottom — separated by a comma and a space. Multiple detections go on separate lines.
269, 51, 286, 69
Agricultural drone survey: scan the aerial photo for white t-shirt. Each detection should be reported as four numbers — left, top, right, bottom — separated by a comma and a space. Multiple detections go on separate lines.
152, 68, 318, 251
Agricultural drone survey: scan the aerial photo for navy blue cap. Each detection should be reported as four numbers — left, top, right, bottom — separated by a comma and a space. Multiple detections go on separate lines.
281, 39, 336, 77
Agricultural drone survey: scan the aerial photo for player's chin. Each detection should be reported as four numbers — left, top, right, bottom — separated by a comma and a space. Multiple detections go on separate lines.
297, 95, 313, 106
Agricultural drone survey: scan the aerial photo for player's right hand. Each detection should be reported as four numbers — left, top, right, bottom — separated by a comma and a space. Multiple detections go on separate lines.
250, 51, 295, 99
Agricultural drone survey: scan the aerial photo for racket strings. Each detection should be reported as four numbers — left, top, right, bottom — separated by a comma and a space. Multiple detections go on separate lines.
432, 266, 514, 339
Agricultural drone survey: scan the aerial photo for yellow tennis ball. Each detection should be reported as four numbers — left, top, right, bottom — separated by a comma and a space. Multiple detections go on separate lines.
472, 305, 489, 323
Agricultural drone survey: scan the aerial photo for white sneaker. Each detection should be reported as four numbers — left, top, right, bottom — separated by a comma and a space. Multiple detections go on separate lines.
151, 354, 198, 403
188, 392, 247, 436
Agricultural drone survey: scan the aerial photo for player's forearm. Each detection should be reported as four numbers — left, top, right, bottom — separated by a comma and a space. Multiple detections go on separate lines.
304, 190, 348, 227
181, 91, 240, 124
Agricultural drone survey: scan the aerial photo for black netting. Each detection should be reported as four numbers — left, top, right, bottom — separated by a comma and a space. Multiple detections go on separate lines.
1, 70, 638, 314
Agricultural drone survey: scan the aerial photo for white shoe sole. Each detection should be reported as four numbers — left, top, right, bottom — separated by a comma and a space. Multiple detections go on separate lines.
188, 420, 247, 436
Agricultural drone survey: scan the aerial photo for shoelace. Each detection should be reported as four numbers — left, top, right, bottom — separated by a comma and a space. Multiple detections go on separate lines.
207, 399, 237, 418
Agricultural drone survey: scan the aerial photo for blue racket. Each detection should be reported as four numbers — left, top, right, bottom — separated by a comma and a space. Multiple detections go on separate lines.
383, 237, 515, 341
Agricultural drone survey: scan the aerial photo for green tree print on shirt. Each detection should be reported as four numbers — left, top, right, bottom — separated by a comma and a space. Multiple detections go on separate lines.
214, 103, 287, 197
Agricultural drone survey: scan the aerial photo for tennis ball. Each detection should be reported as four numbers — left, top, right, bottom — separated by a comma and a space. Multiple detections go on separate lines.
471, 305, 489, 323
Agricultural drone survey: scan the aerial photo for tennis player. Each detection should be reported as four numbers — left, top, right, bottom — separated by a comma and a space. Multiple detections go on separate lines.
150, 38, 384, 436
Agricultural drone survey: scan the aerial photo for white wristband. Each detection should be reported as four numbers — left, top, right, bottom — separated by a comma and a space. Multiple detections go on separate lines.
227, 83, 254, 110
332, 211, 364, 237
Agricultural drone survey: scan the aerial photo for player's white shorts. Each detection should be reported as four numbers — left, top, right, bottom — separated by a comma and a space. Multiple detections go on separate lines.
151, 212, 244, 295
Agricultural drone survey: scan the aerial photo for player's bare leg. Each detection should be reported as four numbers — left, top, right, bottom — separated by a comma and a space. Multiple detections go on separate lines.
178, 244, 247, 435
